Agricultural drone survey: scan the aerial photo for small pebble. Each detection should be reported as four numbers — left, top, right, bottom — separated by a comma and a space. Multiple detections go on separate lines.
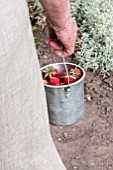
63, 132, 68, 138
72, 128, 75, 131
59, 126, 63, 129
43, 55, 47, 59
86, 94, 92, 101
58, 138, 62, 141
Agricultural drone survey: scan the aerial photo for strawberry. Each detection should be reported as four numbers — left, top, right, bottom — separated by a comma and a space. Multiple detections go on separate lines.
70, 67, 82, 79
43, 80, 49, 85
43, 66, 58, 79
62, 76, 76, 85
58, 72, 67, 78
49, 77, 61, 86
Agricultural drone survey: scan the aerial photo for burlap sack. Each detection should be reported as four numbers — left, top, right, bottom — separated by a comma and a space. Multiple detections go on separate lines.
0, 1, 66, 170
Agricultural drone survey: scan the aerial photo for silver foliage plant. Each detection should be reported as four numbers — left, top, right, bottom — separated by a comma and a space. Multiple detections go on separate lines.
34, 0, 39, 6
71, 0, 113, 76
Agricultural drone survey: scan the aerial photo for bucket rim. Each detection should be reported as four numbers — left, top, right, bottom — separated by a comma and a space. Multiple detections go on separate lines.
40, 62, 86, 88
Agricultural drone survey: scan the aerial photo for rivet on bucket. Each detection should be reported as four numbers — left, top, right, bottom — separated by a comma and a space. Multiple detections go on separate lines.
64, 86, 71, 97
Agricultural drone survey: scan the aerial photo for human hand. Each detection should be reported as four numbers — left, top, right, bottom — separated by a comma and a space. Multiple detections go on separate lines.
45, 17, 78, 57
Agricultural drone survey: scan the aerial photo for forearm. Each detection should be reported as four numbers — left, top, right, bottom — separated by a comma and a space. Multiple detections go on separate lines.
39, 0, 70, 28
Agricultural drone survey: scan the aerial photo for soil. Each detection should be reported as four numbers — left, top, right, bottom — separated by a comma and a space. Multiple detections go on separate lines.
33, 29, 113, 170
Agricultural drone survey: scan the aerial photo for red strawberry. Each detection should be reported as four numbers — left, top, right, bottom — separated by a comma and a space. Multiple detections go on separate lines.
62, 76, 76, 85
49, 77, 61, 86
70, 67, 82, 79
58, 72, 67, 78
43, 66, 58, 79
43, 80, 49, 85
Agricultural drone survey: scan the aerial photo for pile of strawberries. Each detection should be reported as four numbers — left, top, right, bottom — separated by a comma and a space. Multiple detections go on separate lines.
42, 66, 82, 86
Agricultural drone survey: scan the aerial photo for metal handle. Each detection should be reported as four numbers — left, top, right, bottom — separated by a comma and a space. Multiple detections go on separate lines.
58, 42, 71, 97
51, 40, 71, 97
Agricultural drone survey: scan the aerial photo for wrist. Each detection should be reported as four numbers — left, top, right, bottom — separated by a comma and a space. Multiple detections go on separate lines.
47, 15, 72, 33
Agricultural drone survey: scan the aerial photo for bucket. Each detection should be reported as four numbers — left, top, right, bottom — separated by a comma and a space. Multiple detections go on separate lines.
41, 62, 85, 126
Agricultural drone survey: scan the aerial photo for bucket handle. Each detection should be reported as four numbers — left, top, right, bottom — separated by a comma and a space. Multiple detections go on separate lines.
60, 45, 71, 97
52, 40, 71, 97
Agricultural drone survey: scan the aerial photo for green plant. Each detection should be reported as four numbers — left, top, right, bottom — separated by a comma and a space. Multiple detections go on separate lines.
34, 0, 39, 6
70, 0, 113, 76
34, 37, 40, 44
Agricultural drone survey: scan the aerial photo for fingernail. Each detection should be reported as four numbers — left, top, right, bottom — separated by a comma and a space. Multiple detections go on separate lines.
45, 39, 51, 44
55, 50, 62, 57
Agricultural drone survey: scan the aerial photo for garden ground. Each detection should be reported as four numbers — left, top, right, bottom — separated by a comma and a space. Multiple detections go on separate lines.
34, 27, 113, 170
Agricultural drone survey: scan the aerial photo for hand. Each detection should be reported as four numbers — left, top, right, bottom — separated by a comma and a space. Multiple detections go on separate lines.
45, 17, 78, 57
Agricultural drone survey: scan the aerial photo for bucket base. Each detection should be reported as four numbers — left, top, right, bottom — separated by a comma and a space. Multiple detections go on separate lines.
49, 109, 85, 126
49, 115, 84, 126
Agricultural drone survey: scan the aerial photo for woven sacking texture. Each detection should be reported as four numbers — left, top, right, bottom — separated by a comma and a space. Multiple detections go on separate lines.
0, 1, 66, 170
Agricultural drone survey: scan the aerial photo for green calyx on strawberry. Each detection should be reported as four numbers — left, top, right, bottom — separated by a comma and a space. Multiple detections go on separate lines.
49, 77, 61, 86
62, 75, 76, 85
70, 67, 82, 79
43, 66, 58, 79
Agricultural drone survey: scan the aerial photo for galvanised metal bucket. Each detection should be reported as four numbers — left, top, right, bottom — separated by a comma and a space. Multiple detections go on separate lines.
41, 62, 85, 126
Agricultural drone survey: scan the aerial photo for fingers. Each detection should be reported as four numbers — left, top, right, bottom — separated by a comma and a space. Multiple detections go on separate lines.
45, 39, 60, 50
64, 45, 75, 57
45, 38, 75, 57
54, 48, 74, 57
45, 38, 51, 45
54, 49, 62, 56
55, 45, 75, 57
